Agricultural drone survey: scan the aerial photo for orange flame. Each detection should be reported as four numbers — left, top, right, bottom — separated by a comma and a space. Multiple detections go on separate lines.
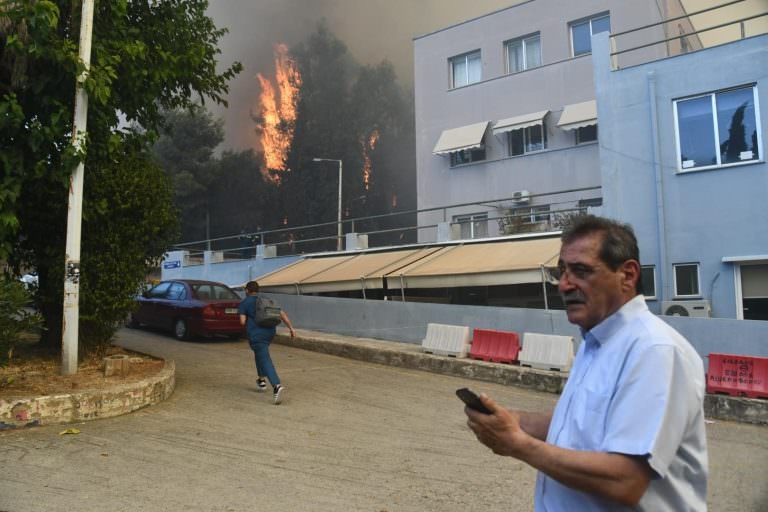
360, 128, 380, 191
255, 44, 302, 182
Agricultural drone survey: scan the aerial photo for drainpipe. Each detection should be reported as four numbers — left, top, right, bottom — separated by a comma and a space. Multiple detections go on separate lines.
648, 71, 670, 304
360, 277, 366, 300
399, 274, 406, 302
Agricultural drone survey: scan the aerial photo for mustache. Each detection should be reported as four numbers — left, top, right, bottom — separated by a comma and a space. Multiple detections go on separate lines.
561, 292, 586, 305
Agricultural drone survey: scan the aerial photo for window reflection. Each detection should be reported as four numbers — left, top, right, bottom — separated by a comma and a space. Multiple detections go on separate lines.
717, 88, 757, 165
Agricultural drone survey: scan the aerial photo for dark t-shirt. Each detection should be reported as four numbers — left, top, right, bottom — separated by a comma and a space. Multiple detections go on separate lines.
238, 295, 276, 342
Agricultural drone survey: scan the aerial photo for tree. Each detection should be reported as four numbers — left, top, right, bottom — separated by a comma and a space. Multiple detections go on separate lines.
1, 1, 241, 353
209, 148, 277, 250
275, 24, 416, 251
278, 23, 357, 250
153, 107, 225, 243
78, 143, 179, 352
346, 61, 416, 244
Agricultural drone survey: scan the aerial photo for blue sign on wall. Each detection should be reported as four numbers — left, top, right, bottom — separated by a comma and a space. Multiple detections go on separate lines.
163, 260, 181, 269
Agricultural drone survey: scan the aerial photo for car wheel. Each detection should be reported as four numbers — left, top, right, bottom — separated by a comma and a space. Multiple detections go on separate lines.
125, 312, 140, 329
174, 319, 189, 340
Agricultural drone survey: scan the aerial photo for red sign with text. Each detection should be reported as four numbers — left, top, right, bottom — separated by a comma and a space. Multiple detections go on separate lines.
706, 353, 768, 399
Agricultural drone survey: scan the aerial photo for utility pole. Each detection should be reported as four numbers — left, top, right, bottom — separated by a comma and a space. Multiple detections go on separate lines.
61, 0, 95, 375
312, 158, 343, 251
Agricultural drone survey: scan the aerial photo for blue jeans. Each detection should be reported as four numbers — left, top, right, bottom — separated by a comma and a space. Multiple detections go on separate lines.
251, 342, 280, 387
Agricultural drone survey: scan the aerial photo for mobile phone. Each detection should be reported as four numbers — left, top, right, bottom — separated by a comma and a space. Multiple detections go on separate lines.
456, 387, 492, 414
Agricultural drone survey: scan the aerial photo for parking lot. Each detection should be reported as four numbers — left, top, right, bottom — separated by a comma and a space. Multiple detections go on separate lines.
1, 327, 767, 511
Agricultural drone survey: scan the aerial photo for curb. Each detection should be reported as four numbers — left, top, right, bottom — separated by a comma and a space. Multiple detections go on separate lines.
279, 332, 568, 394
0, 360, 175, 430
276, 331, 768, 426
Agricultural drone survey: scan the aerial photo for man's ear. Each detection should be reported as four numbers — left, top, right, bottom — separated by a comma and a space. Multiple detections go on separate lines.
621, 260, 641, 293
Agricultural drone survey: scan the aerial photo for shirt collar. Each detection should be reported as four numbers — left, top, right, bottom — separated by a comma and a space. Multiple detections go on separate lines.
581, 294, 648, 346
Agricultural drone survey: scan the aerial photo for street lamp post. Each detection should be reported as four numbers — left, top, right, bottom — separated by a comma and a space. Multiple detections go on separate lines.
312, 158, 343, 251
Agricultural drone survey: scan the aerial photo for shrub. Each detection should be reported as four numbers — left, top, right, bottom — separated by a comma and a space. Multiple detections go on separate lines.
0, 276, 43, 364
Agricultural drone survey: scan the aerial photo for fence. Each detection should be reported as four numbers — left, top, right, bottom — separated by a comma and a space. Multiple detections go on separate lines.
170, 186, 601, 262
610, 0, 768, 69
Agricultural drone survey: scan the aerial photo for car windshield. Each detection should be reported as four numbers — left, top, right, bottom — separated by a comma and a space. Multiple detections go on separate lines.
191, 283, 239, 301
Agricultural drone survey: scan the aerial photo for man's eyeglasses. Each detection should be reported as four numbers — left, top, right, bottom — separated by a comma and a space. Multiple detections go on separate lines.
546, 263, 599, 282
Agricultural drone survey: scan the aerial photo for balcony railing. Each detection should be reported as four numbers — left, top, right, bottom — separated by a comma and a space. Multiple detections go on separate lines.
610, 0, 768, 70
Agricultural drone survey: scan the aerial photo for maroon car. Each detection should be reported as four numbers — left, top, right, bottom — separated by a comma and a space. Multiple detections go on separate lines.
127, 279, 243, 340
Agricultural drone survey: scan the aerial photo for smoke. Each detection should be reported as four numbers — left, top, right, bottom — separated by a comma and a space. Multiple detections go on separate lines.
206, 0, 517, 151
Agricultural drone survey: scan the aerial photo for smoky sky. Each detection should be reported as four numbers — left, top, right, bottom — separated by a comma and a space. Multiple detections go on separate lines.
206, 0, 518, 151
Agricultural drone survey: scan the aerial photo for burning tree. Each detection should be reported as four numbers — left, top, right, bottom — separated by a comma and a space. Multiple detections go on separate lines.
253, 44, 302, 182
251, 24, 416, 251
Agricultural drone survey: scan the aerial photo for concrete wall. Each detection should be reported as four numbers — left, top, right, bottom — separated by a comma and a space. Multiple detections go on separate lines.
413, 0, 667, 241
592, 32, 768, 317
268, 293, 768, 363
161, 252, 301, 287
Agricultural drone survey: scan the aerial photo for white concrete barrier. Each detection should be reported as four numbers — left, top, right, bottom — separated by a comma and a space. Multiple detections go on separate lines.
421, 323, 471, 358
519, 333, 574, 372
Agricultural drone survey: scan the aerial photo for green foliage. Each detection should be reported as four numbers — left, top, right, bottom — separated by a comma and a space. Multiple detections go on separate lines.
0, 276, 42, 364
1, 0, 241, 355
152, 107, 225, 242
152, 107, 279, 247
78, 145, 178, 354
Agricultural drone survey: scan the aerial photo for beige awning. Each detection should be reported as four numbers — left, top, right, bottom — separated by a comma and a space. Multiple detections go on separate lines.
493, 110, 549, 135
557, 100, 597, 130
432, 121, 489, 155
255, 255, 356, 294
256, 248, 443, 294
386, 237, 562, 290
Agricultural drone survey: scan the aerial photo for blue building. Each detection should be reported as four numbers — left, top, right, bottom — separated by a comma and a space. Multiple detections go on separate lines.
592, 26, 767, 319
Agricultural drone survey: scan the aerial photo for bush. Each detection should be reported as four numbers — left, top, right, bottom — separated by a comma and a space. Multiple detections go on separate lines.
0, 276, 42, 364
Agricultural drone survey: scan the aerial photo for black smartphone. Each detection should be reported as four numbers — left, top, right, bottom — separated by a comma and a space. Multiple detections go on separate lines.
456, 387, 492, 414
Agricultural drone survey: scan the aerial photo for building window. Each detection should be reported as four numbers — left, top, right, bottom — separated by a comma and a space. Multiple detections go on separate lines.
570, 13, 610, 56
506, 33, 541, 73
513, 205, 551, 224
576, 124, 598, 144
641, 266, 656, 299
674, 85, 761, 172
450, 146, 486, 167
450, 50, 482, 88
508, 124, 547, 156
577, 197, 602, 214
454, 213, 488, 239
674, 263, 700, 297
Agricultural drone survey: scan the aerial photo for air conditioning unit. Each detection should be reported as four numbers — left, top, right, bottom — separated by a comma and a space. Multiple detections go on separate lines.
661, 300, 711, 318
511, 190, 530, 204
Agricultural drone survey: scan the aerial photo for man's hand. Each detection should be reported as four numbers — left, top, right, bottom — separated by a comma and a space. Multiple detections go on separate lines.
465, 393, 533, 459
464, 394, 652, 507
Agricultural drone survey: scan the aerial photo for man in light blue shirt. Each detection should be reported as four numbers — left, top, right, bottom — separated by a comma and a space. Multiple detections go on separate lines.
465, 215, 708, 510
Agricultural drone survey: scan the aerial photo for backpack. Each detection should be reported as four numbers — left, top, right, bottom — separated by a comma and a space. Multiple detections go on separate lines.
254, 296, 282, 327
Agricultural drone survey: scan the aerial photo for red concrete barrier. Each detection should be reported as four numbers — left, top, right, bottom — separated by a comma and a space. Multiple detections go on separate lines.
706, 353, 768, 399
469, 329, 520, 364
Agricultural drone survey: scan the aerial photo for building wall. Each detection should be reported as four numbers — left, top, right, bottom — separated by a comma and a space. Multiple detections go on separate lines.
413, 0, 667, 241
161, 252, 301, 287
593, 32, 768, 317
269, 293, 768, 363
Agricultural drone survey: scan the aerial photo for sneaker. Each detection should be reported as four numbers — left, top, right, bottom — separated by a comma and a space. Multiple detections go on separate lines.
256, 379, 267, 392
273, 384, 285, 405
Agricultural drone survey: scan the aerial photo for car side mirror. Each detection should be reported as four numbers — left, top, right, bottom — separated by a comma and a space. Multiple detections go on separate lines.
142, 291, 150, 298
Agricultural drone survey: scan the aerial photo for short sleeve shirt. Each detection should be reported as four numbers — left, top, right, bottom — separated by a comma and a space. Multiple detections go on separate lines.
238, 295, 276, 342
534, 295, 708, 511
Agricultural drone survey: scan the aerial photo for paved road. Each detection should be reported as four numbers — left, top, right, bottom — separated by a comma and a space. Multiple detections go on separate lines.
2, 328, 767, 512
